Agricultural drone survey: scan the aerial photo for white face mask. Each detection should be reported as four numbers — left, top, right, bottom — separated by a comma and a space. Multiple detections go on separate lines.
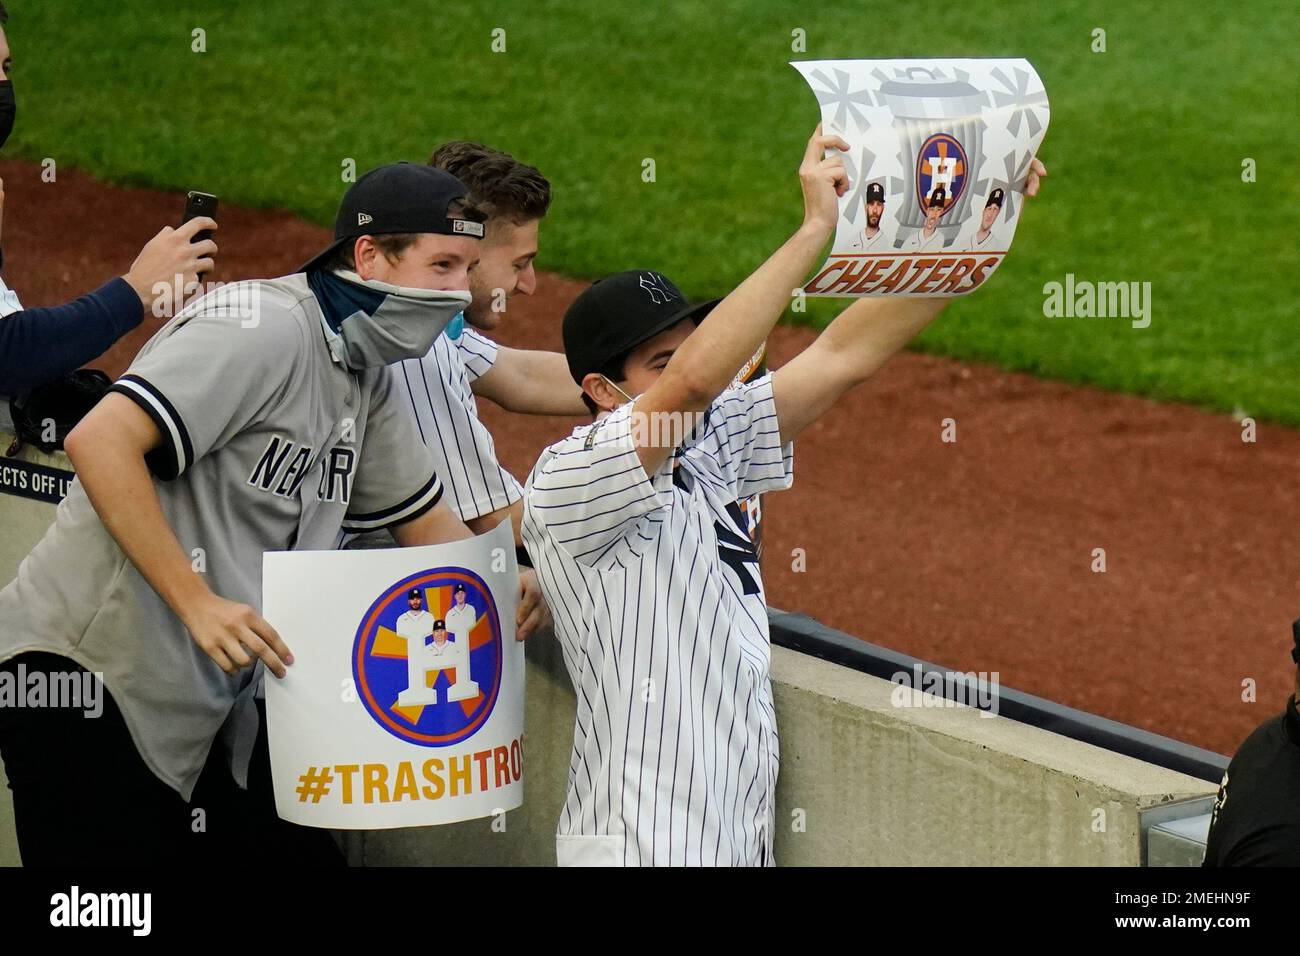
319, 269, 472, 369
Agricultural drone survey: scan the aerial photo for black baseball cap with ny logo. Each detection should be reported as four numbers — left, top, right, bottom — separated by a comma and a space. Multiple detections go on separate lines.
562, 270, 719, 385
301, 162, 486, 272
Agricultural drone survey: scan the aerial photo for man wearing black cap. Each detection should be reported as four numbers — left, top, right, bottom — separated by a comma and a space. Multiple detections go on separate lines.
960, 187, 1004, 252
1203, 619, 1300, 866
906, 185, 948, 252
0, 161, 516, 864
523, 132, 1048, 865
846, 181, 887, 251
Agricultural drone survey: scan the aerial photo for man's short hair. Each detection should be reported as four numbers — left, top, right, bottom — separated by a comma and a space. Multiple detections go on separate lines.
429, 142, 552, 226
0, 4, 9, 24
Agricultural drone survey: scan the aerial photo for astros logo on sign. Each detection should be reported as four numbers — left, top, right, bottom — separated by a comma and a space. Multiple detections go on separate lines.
352, 568, 503, 747
916, 132, 968, 214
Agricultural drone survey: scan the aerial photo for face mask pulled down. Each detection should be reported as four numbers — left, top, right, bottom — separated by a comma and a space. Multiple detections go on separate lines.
315, 269, 470, 370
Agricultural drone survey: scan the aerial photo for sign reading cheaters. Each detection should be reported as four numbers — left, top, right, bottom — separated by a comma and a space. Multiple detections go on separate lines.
264, 519, 523, 829
793, 58, 1050, 298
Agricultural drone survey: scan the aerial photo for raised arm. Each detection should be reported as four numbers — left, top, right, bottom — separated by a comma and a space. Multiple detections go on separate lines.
773, 158, 1048, 444
471, 345, 587, 415
629, 126, 848, 475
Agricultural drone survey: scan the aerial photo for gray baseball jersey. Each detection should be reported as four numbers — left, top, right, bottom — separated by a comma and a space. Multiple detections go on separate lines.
0, 274, 444, 798
522, 374, 792, 866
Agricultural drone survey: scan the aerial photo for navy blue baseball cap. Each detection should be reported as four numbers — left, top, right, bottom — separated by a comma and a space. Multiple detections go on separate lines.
562, 270, 718, 385
301, 162, 486, 273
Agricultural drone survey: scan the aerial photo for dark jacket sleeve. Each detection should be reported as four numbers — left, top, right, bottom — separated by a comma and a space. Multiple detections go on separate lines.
0, 277, 144, 394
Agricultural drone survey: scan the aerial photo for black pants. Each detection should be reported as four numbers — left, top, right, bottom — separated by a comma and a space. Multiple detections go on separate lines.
0, 652, 343, 867
190, 698, 346, 867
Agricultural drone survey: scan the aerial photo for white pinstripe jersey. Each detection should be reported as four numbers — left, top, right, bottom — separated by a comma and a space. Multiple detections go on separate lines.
523, 374, 793, 866
396, 326, 522, 520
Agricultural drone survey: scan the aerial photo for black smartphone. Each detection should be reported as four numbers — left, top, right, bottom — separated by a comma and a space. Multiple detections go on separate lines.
182, 190, 218, 245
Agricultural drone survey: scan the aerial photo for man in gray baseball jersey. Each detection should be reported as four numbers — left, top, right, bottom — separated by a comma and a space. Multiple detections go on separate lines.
0, 162, 512, 866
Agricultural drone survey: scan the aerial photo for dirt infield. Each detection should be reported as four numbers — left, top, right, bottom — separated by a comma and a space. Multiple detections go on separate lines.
5, 158, 1296, 756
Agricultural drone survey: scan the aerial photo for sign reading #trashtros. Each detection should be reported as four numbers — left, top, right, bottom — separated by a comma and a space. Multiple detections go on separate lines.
263, 519, 523, 829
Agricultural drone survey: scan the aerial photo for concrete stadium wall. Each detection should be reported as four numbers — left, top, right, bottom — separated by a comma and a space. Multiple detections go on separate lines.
344, 630, 1214, 866
0, 612, 1214, 867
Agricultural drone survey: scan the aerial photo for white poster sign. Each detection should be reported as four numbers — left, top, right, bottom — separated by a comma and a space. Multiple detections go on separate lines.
263, 519, 522, 829
794, 58, 1050, 296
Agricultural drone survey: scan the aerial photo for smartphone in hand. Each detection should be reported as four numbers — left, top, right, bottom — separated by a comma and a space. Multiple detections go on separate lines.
182, 191, 218, 279
182, 190, 218, 245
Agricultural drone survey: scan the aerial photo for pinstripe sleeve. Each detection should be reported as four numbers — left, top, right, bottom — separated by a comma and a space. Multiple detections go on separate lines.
456, 328, 498, 383
688, 373, 793, 500
526, 403, 672, 570
395, 335, 521, 522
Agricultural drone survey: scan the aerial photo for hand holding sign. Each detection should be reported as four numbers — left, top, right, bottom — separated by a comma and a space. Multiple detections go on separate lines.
794, 59, 1050, 297
263, 518, 523, 829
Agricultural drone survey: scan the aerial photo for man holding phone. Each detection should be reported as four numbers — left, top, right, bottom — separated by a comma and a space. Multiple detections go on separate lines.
0, 5, 217, 395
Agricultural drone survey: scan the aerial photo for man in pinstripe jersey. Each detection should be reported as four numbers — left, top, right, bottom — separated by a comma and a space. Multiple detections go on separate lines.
523, 130, 1048, 866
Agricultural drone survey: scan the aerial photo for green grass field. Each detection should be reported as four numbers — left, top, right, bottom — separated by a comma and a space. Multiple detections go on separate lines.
8, 1, 1299, 421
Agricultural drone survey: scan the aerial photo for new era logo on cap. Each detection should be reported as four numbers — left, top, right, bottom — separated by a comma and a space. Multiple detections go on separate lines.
300, 162, 484, 274
452, 219, 485, 238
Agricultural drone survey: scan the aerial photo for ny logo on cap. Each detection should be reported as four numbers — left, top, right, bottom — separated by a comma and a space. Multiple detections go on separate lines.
639, 272, 677, 305
357, 213, 374, 226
